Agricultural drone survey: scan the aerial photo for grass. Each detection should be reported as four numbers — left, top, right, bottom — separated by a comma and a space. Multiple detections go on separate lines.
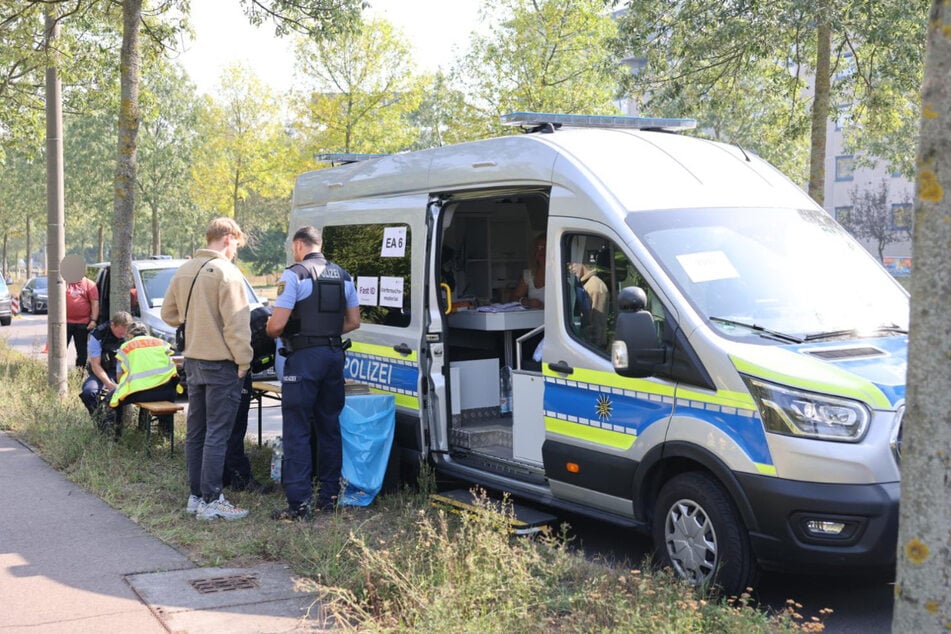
0, 341, 825, 632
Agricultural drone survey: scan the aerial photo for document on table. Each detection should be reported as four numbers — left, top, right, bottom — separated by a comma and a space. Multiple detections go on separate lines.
477, 302, 526, 313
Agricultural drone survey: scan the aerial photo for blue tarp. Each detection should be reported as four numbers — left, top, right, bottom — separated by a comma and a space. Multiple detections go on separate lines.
339, 394, 396, 506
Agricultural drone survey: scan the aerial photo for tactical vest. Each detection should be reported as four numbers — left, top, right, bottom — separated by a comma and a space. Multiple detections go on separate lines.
285, 253, 348, 340
88, 322, 125, 373
110, 336, 177, 407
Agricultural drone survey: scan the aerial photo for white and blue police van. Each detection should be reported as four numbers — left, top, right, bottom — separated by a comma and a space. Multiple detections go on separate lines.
286, 112, 906, 593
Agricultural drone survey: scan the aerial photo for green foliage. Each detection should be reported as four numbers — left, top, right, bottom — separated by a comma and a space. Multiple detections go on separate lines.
454, 0, 624, 137
243, 226, 288, 275
615, 0, 927, 187
239, 0, 362, 39
292, 17, 425, 154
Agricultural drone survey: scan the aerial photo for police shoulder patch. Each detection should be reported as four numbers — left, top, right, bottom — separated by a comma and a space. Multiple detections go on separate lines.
276, 281, 285, 296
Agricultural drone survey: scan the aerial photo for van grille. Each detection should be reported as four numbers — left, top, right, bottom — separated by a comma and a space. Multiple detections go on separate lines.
804, 346, 885, 361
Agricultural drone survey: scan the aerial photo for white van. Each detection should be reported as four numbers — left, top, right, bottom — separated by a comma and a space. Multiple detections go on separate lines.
287, 113, 906, 593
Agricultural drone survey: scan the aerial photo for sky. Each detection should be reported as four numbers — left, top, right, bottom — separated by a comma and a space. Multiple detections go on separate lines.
178, 0, 483, 97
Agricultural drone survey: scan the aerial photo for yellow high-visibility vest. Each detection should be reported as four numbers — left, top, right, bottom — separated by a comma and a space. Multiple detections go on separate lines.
110, 336, 177, 407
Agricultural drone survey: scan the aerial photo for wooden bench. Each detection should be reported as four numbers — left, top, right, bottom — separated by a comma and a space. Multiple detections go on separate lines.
136, 400, 185, 457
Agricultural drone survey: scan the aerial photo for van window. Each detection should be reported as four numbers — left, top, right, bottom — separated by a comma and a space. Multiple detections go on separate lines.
562, 233, 664, 355
323, 223, 412, 327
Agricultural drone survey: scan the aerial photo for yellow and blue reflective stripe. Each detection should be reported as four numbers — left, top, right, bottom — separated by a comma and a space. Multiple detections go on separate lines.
543, 363, 775, 474
345, 341, 419, 410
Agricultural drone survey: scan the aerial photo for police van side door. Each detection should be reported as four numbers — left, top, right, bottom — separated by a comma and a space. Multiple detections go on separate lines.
541, 215, 678, 517
319, 195, 431, 463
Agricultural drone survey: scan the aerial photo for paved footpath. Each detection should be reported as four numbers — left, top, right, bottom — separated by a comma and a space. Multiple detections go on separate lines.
0, 431, 322, 633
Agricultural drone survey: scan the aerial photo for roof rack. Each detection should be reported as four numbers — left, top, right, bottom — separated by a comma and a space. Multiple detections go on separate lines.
500, 112, 697, 132
316, 153, 387, 166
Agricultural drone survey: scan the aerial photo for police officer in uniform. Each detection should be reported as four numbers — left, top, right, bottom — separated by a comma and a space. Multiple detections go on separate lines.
267, 226, 360, 519
80, 311, 134, 427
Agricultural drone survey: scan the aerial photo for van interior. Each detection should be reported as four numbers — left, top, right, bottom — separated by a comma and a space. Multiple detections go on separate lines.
438, 189, 551, 478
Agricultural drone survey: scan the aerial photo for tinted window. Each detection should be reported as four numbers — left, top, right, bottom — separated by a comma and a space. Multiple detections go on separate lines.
323, 224, 412, 327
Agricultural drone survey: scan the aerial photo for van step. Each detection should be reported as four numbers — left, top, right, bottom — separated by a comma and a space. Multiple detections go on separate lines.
430, 489, 556, 535
450, 425, 512, 450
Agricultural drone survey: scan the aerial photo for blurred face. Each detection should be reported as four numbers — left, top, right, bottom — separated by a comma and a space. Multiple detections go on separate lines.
111, 324, 128, 339
533, 240, 546, 261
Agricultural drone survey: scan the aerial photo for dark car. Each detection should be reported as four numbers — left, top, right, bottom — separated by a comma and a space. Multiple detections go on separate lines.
19, 276, 48, 314
0, 277, 11, 326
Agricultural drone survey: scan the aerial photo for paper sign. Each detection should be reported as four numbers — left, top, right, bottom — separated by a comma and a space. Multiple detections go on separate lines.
381, 226, 407, 257
676, 250, 740, 283
357, 276, 379, 306
379, 276, 404, 308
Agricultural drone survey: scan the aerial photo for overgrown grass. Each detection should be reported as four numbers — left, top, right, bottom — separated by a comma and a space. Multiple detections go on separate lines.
0, 342, 822, 632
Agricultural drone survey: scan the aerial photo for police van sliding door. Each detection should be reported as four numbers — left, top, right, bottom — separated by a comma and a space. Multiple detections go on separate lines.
320, 195, 430, 460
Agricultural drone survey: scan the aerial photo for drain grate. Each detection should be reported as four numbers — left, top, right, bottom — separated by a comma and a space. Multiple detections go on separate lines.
189, 574, 259, 594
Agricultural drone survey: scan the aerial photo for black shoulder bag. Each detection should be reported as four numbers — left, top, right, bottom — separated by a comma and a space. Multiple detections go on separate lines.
175, 258, 215, 354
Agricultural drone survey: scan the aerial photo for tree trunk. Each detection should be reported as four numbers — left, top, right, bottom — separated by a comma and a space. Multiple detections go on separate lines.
111, 0, 142, 316
98, 224, 105, 262
892, 0, 951, 629
808, 1, 832, 205
151, 201, 160, 256
26, 216, 31, 278
44, 9, 68, 394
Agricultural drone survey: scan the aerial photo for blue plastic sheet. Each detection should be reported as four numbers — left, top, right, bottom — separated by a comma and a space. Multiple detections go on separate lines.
339, 394, 396, 506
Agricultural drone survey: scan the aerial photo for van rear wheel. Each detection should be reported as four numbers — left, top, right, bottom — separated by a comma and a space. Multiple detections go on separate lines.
653, 471, 758, 595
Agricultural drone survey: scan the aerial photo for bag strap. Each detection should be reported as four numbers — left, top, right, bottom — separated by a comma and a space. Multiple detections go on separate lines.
182, 257, 217, 323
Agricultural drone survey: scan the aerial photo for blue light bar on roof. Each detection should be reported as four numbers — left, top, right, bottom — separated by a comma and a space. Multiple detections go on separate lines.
500, 112, 697, 131
315, 153, 387, 165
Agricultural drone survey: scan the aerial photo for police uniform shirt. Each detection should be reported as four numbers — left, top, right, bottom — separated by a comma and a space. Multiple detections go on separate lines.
274, 258, 359, 314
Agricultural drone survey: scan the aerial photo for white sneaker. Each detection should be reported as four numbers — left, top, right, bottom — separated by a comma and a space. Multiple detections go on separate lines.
196, 494, 249, 521
185, 494, 201, 514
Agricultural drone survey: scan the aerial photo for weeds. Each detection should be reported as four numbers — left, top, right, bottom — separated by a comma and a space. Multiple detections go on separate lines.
0, 343, 820, 632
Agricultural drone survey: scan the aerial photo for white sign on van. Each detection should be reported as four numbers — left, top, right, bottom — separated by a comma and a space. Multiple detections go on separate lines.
677, 250, 740, 283
357, 276, 379, 306
381, 227, 407, 257
379, 276, 404, 308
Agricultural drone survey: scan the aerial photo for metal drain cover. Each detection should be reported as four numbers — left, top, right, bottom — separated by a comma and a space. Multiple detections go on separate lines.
189, 574, 259, 594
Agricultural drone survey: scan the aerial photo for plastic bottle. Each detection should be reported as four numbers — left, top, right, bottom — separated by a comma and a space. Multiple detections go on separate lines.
269, 436, 283, 482
499, 366, 513, 415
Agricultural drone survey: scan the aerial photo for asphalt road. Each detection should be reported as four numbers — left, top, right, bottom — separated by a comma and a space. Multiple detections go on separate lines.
5, 312, 894, 632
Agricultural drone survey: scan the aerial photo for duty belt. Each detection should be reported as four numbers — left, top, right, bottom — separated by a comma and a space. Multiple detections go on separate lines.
291, 335, 342, 350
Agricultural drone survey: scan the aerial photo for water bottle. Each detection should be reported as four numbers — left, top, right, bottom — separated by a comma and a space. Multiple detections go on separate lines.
499, 366, 513, 415
269, 436, 283, 482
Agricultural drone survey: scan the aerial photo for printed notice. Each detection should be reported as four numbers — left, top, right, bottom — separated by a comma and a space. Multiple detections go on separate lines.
356, 276, 379, 306
379, 276, 404, 308
381, 226, 407, 257
676, 251, 740, 283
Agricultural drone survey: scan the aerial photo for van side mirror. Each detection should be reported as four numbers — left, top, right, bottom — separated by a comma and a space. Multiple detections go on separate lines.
612, 287, 666, 378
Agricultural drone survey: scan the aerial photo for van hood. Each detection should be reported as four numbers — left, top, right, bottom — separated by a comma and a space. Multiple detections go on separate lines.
730, 336, 906, 410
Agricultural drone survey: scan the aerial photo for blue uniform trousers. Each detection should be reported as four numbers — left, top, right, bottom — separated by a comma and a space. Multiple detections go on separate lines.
281, 345, 345, 508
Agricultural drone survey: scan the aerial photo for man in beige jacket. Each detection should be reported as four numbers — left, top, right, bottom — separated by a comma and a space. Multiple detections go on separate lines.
162, 217, 253, 521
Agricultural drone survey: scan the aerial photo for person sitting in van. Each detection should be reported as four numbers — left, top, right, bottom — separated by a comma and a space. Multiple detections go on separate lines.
569, 259, 608, 348
513, 234, 546, 309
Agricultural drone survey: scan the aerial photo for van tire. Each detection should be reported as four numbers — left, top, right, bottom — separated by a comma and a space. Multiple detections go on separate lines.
0, 316, 9, 326
653, 471, 758, 595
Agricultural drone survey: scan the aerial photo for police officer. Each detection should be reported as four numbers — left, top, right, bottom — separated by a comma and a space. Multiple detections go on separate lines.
80, 311, 133, 428
267, 226, 360, 520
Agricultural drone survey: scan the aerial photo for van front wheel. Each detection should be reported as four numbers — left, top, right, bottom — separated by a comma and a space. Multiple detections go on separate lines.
653, 471, 757, 595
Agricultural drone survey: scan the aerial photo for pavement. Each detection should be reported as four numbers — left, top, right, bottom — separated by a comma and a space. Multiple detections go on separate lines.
0, 393, 328, 632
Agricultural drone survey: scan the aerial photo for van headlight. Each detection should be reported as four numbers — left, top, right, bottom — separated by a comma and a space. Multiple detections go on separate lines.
742, 376, 870, 442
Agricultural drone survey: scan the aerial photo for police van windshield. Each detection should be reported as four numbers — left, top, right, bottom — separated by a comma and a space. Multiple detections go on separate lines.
628, 207, 909, 341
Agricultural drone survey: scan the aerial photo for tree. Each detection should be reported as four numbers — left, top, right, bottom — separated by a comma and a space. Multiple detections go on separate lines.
615, 0, 928, 203
892, 1, 951, 628
839, 178, 912, 262
190, 63, 293, 232
292, 17, 425, 155
239, 0, 362, 38
455, 0, 623, 137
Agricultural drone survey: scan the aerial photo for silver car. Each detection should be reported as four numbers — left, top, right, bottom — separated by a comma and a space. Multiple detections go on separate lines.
0, 278, 11, 326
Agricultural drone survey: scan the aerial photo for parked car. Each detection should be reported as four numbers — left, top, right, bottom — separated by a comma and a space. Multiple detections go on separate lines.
93, 258, 268, 353
19, 276, 48, 314
0, 277, 12, 326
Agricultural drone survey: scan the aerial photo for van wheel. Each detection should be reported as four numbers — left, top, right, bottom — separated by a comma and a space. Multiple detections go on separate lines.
653, 471, 758, 595
0, 316, 9, 326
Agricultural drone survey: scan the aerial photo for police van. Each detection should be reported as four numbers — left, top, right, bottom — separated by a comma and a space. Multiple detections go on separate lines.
287, 113, 906, 593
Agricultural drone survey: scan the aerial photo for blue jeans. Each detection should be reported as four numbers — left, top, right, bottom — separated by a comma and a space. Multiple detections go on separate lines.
281, 345, 345, 508
183, 359, 243, 501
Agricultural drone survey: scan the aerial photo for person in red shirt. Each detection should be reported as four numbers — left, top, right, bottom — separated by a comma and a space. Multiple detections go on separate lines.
66, 276, 100, 368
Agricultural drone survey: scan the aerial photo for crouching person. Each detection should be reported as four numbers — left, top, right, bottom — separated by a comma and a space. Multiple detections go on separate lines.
80, 311, 133, 434
108, 322, 181, 436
